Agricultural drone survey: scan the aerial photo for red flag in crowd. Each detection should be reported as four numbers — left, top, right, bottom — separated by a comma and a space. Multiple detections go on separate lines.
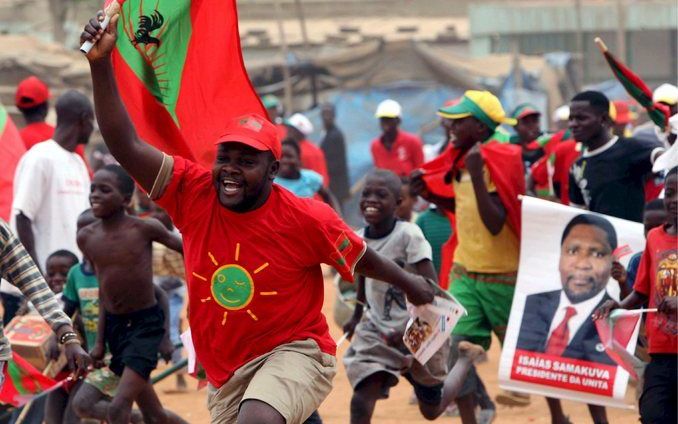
420, 142, 525, 288
0, 104, 26, 222
594, 309, 644, 379
111, 0, 265, 167
0, 352, 60, 407
595, 37, 670, 130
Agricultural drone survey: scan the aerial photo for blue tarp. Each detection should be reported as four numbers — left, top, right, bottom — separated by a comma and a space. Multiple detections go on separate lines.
304, 81, 463, 186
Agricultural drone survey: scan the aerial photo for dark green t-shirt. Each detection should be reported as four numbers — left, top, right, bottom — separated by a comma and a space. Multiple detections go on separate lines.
63, 263, 100, 349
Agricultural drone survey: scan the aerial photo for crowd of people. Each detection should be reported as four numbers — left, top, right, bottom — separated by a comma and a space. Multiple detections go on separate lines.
0, 11, 674, 424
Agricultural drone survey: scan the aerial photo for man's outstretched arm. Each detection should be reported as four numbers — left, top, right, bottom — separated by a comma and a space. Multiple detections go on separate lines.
81, 12, 163, 193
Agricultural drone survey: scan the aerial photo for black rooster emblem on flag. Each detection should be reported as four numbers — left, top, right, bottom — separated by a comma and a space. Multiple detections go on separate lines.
132, 10, 164, 47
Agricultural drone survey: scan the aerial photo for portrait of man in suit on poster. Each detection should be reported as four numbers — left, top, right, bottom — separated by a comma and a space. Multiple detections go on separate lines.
517, 214, 618, 365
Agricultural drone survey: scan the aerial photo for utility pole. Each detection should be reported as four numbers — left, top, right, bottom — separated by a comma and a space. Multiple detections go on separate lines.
294, 0, 310, 50
616, 0, 627, 63
273, 0, 294, 115
574, 0, 585, 89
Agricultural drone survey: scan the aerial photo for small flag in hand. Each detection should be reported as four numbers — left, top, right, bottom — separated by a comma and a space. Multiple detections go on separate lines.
612, 244, 633, 261
594, 309, 643, 379
0, 353, 59, 407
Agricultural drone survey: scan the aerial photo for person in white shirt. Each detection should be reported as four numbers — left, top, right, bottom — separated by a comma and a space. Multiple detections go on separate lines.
517, 213, 618, 424
11, 90, 93, 272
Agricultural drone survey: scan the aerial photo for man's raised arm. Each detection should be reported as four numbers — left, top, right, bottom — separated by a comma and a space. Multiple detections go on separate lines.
81, 12, 163, 193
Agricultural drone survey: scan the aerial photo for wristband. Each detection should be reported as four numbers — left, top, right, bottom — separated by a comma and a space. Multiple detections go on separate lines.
63, 338, 81, 346
59, 331, 79, 345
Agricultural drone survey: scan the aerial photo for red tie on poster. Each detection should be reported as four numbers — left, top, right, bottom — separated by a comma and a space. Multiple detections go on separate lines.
545, 306, 577, 356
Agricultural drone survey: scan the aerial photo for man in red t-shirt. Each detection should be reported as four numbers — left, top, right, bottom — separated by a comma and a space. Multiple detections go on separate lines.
83, 19, 434, 424
15, 76, 54, 150
371, 99, 424, 176
594, 166, 677, 424
287, 113, 330, 187
15, 76, 90, 165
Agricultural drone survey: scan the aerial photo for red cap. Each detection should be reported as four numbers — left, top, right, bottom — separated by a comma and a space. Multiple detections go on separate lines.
612, 100, 636, 125
215, 114, 281, 160
15, 76, 50, 109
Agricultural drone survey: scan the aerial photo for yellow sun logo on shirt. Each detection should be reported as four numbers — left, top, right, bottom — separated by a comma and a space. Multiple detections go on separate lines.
191, 244, 276, 326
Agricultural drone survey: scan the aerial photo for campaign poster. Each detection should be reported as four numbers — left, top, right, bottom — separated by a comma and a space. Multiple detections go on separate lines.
499, 197, 645, 409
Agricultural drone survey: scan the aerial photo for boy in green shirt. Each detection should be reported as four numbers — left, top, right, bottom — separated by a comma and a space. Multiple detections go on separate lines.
63, 211, 100, 350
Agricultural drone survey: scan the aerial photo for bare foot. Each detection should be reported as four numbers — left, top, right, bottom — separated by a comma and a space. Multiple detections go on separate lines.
458, 341, 486, 362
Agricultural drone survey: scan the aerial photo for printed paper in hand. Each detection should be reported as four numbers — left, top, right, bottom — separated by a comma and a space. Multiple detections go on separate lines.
180, 329, 196, 375
403, 293, 467, 365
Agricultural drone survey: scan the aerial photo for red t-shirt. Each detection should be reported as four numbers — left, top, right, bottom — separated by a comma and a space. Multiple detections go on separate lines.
552, 140, 581, 205
19, 122, 54, 150
299, 139, 330, 187
371, 131, 424, 177
155, 156, 365, 387
633, 226, 677, 354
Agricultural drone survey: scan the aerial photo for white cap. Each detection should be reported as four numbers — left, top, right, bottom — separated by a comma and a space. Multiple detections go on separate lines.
552, 105, 570, 123
652, 114, 678, 173
375, 99, 402, 119
653, 83, 678, 106
288, 113, 314, 136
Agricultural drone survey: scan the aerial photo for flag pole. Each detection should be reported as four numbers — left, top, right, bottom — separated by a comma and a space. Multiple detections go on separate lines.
594, 37, 608, 53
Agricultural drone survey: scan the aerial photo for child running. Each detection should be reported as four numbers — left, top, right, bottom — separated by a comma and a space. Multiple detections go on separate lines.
275, 139, 339, 209
82, 15, 434, 424
77, 164, 185, 424
594, 166, 677, 424
343, 170, 485, 423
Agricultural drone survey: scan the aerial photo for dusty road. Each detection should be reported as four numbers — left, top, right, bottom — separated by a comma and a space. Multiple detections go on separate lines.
153, 276, 639, 423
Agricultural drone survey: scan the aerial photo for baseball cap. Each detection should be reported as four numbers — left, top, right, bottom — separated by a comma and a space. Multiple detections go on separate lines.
287, 113, 314, 136
611, 100, 637, 124
653, 83, 678, 106
511, 103, 541, 121
15, 76, 50, 109
375, 99, 402, 119
552, 105, 570, 123
215, 114, 281, 160
437, 90, 516, 130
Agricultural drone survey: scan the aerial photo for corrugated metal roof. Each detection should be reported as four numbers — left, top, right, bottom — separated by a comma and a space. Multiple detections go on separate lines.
470, 1, 677, 35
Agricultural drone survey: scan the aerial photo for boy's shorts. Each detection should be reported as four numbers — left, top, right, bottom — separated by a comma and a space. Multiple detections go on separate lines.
84, 366, 120, 398
448, 264, 516, 350
207, 338, 336, 424
343, 319, 448, 405
105, 304, 165, 380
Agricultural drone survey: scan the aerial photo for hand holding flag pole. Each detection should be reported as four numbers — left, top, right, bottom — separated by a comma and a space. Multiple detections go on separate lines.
80, 0, 124, 53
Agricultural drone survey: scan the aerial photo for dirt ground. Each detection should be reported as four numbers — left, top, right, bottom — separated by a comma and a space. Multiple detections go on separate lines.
152, 276, 640, 423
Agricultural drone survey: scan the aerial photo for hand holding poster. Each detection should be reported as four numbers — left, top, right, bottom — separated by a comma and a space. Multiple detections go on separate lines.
403, 293, 466, 365
499, 197, 645, 409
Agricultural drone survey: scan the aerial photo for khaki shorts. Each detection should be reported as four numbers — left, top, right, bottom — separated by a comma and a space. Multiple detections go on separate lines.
207, 339, 336, 424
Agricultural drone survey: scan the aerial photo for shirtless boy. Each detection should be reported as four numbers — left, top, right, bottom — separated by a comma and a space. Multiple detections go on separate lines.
77, 164, 184, 424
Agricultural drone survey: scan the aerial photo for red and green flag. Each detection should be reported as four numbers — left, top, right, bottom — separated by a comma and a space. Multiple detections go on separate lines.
595, 37, 670, 130
111, 0, 266, 167
0, 104, 26, 222
594, 309, 644, 379
0, 352, 60, 407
